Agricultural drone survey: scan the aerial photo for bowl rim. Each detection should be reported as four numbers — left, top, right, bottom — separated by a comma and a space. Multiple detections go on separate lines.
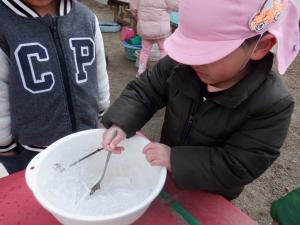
26, 129, 167, 222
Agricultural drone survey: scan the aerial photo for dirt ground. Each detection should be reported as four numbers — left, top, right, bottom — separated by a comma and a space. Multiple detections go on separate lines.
82, 1, 300, 224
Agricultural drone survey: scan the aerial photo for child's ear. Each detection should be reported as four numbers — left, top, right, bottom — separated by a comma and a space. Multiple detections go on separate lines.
250, 33, 277, 61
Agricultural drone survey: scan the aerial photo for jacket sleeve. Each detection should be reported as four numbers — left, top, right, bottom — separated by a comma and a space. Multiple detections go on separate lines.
102, 56, 177, 137
171, 96, 294, 198
165, 0, 179, 11
0, 48, 17, 152
94, 16, 110, 115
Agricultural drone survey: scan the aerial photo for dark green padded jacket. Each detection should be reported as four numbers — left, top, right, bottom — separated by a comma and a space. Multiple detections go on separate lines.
102, 53, 294, 199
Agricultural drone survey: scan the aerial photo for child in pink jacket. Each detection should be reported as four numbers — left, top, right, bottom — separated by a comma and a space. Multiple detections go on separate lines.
130, 0, 178, 77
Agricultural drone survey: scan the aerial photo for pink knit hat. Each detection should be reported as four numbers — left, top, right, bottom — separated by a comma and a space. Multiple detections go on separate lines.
164, 0, 299, 74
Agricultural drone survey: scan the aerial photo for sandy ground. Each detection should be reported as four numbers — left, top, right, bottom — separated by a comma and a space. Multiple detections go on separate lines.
0, 1, 299, 224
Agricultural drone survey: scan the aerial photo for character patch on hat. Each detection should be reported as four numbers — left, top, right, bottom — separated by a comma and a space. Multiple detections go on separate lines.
249, 0, 284, 32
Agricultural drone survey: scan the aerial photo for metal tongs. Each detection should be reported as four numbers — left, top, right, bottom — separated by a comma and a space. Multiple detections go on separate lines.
89, 151, 112, 195
89, 130, 117, 196
54, 148, 104, 172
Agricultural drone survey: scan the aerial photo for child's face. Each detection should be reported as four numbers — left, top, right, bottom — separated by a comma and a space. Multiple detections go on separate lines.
191, 46, 251, 90
191, 34, 276, 90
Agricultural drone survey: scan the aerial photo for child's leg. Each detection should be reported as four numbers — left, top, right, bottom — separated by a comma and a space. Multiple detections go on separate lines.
138, 39, 153, 75
156, 38, 167, 58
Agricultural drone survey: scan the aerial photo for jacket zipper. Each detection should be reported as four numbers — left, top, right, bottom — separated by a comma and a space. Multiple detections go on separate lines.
180, 101, 197, 144
50, 18, 76, 131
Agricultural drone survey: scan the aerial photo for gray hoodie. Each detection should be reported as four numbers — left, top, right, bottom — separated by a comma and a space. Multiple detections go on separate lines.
0, 0, 110, 152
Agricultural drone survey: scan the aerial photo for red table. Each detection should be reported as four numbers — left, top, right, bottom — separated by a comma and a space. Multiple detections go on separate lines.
0, 171, 258, 225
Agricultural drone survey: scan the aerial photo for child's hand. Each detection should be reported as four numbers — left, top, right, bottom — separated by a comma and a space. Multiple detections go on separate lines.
143, 142, 172, 171
102, 125, 126, 154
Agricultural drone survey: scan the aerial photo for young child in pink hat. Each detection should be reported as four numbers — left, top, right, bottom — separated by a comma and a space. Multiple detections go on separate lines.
130, 0, 178, 77
101, 0, 299, 199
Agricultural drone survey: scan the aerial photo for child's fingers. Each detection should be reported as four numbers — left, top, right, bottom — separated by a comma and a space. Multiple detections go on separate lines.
145, 153, 156, 163
102, 128, 116, 149
114, 146, 125, 153
145, 150, 160, 162
110, 131, 125, 149
144, 145, 171, 169
108, 147, 123, 154
143, 142, 160, 154
149, 159, 164, 167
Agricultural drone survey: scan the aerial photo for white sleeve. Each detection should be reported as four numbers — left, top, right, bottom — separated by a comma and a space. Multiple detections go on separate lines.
0, 48, 16, 152
94, 15, 110, 112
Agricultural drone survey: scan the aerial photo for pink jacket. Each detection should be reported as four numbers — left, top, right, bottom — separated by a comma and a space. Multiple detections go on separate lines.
130, 0, 178, 40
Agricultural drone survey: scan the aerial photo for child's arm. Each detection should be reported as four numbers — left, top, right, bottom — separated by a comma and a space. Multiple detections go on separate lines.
102, 56, 178, 137
0, 48, 16, 154
165, 0, 179, 11
94, 16, 110, 115
129, 0, 138, 17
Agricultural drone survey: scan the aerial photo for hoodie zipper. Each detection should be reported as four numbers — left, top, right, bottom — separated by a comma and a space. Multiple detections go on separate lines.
49, 18, 76, 131
180, 101, 198, 144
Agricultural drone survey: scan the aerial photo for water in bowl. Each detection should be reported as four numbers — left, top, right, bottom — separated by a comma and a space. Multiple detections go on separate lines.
40, 150, 156, 217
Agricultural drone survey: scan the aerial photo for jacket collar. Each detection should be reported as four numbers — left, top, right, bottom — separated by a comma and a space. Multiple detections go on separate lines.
174, 53, 274, 108
1, 0, 72, 17
210, 53, 274, 108
171, 65, 205, 102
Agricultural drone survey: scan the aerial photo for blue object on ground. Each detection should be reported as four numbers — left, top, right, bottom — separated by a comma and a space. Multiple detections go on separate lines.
170, 12, 179, 27
122, 41, 142, 61
99, 21, 121, 33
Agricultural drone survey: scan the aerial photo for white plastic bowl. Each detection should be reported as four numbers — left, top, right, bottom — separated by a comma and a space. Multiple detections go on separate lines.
25, 129, 167, 225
